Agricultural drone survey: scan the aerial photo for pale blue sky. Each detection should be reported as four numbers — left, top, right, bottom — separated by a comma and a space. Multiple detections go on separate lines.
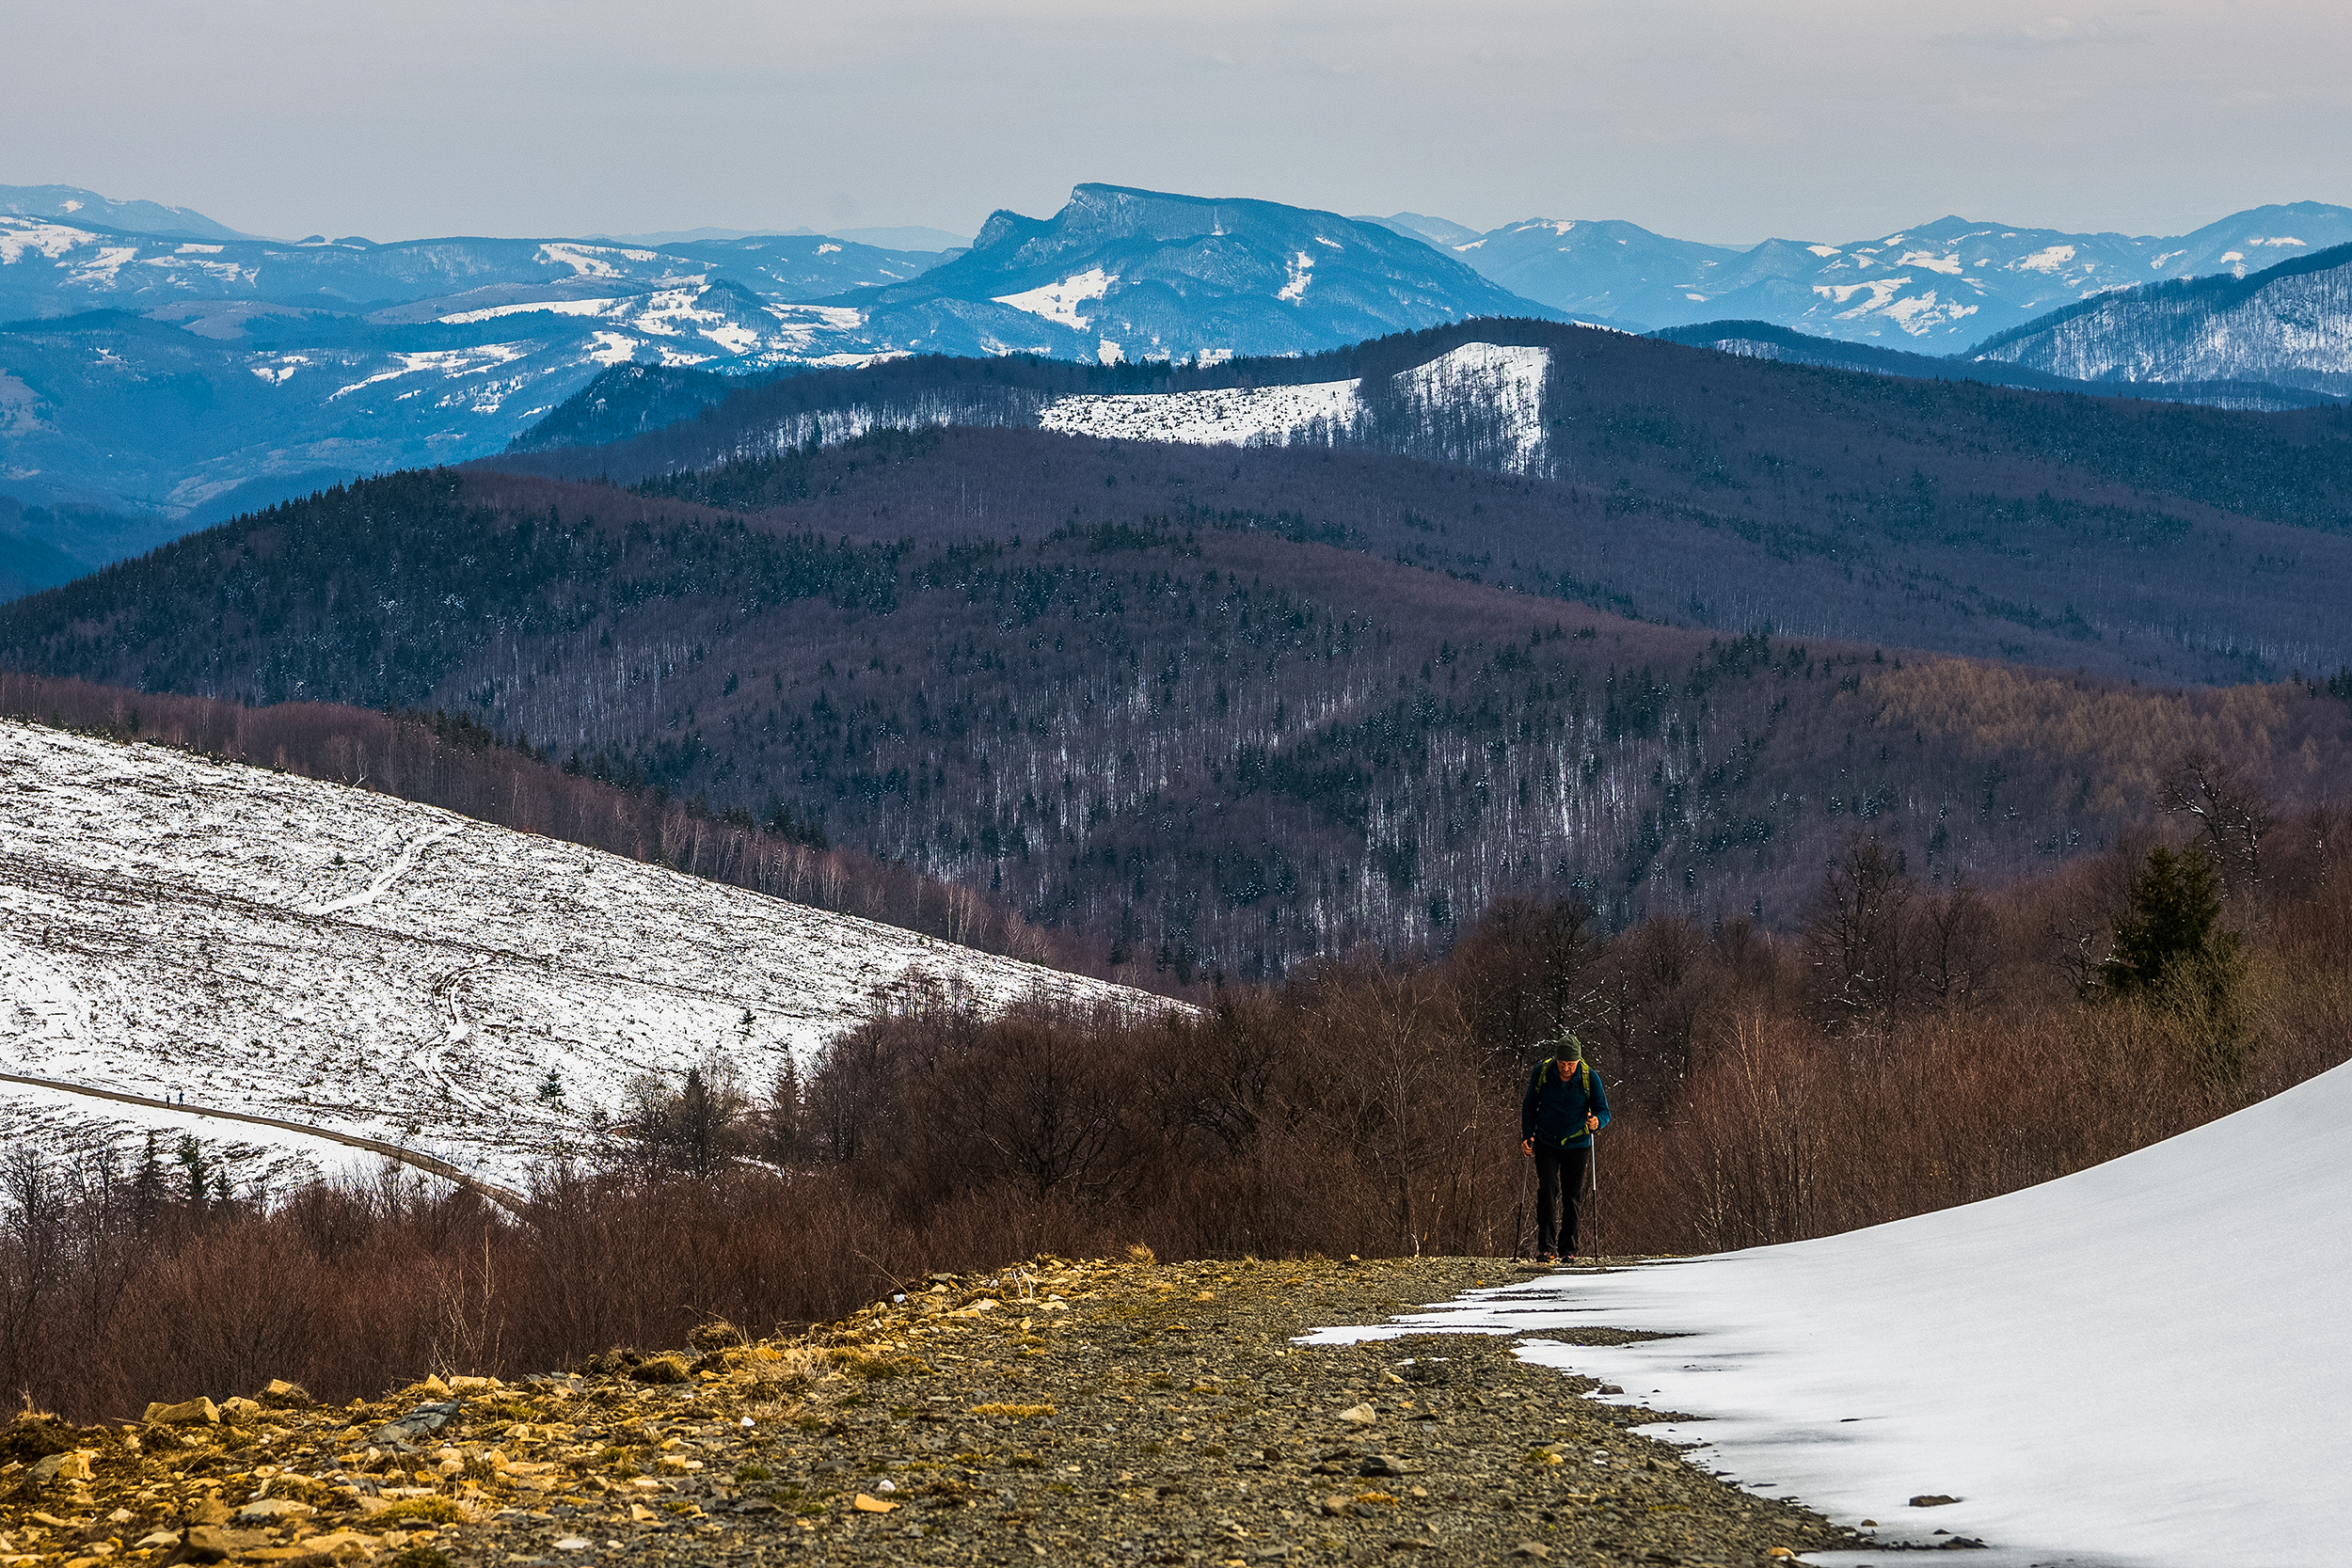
9, 0, 2347, 245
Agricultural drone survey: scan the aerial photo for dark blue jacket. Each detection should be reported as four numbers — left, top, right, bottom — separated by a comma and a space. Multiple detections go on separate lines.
1521, 1056, 1611, 1148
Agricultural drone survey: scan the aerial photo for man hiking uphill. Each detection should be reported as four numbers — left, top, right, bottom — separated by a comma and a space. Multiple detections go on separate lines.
1520, 1033, 1611, 1263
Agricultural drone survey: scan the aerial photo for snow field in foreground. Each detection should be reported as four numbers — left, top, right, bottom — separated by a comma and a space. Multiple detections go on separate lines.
0, 720, 1160, 1191
1306, 1058, 2352, 1567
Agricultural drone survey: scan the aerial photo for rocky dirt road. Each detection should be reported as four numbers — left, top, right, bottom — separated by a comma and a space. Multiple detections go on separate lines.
0, 1255, 1874, 1567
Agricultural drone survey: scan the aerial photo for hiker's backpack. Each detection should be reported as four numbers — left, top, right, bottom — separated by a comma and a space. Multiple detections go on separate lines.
1530, 1056, 1593, 1101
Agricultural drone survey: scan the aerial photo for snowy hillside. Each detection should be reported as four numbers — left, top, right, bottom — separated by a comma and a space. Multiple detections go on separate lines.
0, 718, 1159, 1196
1970, 243, 2352, 400
1036, 341, 1550, 472
1441, 202, 2352, 348
1312, 1060, 2352, 1565
0, 216, 950, 522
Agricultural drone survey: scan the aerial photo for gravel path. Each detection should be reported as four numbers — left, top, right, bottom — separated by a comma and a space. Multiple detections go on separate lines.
0, 1255, 1877, 1567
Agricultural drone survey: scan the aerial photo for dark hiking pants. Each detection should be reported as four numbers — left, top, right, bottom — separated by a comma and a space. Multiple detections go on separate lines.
1534, 1143, 1590, 1257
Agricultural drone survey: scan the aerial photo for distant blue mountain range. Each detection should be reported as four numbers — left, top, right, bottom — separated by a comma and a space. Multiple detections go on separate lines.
5, 180, 2348, 594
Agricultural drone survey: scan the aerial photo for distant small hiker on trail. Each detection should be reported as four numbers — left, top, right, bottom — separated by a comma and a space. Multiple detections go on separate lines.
1520, 1032, 1611, 1263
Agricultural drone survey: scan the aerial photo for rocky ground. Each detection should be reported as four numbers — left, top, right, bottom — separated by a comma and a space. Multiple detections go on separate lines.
0, 1254, 1883, 1567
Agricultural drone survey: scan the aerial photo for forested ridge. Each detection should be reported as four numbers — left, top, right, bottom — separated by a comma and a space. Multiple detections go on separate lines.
8, 453, 2350, 983
489, 325, 2352, 685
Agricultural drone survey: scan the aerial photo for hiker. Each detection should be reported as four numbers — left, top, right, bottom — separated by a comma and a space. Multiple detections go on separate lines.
1519, 1032, 1611, 1263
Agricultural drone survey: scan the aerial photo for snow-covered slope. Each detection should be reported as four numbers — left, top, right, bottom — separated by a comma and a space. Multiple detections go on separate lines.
1309, 1061, 2352, 1565
1038, 377, 1360, 447
1969, 243, 2352, 400
1037, 341, 1552, 473
0, 719, 1158, 1195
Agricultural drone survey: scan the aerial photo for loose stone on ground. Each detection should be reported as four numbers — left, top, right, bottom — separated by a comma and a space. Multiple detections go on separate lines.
0, 1256, 1869, 1566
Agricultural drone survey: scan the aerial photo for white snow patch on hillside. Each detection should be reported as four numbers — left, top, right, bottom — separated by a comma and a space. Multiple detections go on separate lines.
0, 219, 97, 263
537, 242, 663, 278
1278, 251, 1314, 302
1039, 341, 1552, 464
587, 331, 638, 365
437, 297, 624, 325
1396, 341, 1550, 470
0, 721, 1161, 1190
1306, 1059, 2352, 1566
1040, 380, 1359, 446
993, 268, 1116, 329
1895, 248, 1963, 276
328, 343, 531, 401
2013, 245, 2077, 274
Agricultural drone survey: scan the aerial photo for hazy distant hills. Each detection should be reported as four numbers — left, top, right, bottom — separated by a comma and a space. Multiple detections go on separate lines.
800, 184, 1562, 362
7, 178, 2351, 573
0, 184, 1546, 528
1436, 201, 2352, 347
0, 182, 259, 244
1970, 242, 2352, 401
1652, 318, 2344, 413
0, 217, 946, 520
0, 218, 941, 325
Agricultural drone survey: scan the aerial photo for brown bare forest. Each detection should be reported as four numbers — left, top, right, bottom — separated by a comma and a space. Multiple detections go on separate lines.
6, 463, 2351, 979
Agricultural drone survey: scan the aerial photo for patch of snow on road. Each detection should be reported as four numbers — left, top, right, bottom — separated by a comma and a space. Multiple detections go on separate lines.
993, 268, 1117, 329
1307, 1058, 2352, 1566
0, 719, 1162, 1188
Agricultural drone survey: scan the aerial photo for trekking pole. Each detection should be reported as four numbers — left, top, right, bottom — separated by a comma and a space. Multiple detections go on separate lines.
1513, 1151, 1530, 1260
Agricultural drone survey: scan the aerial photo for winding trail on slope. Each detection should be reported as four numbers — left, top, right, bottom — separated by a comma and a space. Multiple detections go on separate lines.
303, 821, 464, 915
0, 1069, 529, 1212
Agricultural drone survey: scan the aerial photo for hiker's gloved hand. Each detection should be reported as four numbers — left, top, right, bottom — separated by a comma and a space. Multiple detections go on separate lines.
1586, 1113, 1598, 1132
1519, 1137, 1533, 1156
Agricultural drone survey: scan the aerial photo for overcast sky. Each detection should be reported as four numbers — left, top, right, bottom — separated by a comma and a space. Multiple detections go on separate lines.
9, 1, 2348, 245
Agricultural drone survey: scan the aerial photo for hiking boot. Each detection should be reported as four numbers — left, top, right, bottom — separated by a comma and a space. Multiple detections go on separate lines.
1535, 1251, 1558, 1265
